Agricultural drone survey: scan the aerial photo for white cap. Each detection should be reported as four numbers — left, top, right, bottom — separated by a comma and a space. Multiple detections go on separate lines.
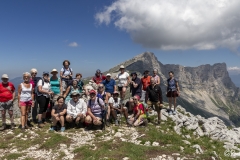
120, 65, 125, 69
106, 73, 111, 77
1, 74, 9, 79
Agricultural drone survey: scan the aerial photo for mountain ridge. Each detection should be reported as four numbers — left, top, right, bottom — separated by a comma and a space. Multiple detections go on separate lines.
105, 52, 240, 126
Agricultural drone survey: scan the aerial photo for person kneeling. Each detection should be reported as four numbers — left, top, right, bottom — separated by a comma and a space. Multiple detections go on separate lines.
85, 90, 105, 128
128, 95, 146, 127
50, 96, 67, 132
66, 91, 87, 128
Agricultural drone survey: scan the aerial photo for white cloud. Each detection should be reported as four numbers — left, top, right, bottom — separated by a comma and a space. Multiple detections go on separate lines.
68, 42, 78, 47
228, 67, 240, 71
95, 0, 240, 53
228, 66, 240, 74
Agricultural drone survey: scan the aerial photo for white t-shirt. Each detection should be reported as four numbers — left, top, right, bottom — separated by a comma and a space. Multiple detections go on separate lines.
37, 79, 51, 98
61, 68, 73, 77
117, 72, 129, 87
108, 97, 121, 108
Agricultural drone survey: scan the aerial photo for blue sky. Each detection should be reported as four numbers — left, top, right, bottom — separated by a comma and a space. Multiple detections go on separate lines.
0, 0, 240, 79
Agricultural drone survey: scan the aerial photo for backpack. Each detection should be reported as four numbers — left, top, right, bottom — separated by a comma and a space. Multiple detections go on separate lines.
97, 92, 106, 101
89, 97, 107, 118
62, 67, 72, 77
167, 78, 178, 91
34, 77, 44, 95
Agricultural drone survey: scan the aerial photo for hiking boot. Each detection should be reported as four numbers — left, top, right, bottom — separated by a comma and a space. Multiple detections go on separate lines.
0, 123, 6, 131
49, 126, 56, 131
21, 127, 25, 132
25, 125, 32, 130
106, 120, 110, 127
60, 127, 65, 132
38, 123, 44, 128
173, 111, 176, 115
157, 120, 161, 125
10, 123, 15, 130
143, 119, 148, 126
115, 120, 119, 126
169, 110, 173, 115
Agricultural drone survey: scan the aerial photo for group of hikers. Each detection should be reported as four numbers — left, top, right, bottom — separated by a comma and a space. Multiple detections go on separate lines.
0, 60, 180, 132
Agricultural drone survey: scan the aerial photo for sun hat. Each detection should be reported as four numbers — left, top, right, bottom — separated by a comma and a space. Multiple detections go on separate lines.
51, 69, 58, 74
1, 74, 9, 79
70, 91, 80, 97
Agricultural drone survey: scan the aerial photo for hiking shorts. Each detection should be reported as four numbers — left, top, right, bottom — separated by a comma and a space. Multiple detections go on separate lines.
20, 100, 32, 107
0, 100, 13, 111
147, 101, 162, 112
167, 91, 178, 98
118, 86, 127, 92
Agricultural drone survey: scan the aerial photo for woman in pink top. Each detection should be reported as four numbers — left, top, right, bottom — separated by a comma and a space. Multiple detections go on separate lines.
152, 68, 160, 85
30, 68, 38, 123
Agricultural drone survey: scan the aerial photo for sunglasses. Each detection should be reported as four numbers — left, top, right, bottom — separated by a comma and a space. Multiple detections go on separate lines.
98, 86, 104, 88
32, 72, 37, 75
43, 74, 49, 77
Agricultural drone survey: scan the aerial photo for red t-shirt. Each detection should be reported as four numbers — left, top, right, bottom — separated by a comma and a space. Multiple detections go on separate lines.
92, 75, 106, 84
133, 103, 144, 115
0, 82, 15, 102
141, 76, 151, 91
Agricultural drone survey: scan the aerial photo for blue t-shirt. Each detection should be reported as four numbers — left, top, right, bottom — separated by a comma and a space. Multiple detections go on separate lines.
168, 78, 178, 91
102, 79, 116, 94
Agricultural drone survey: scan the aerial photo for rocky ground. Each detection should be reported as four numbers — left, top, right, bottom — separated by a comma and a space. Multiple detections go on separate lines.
0, 105, 239, 160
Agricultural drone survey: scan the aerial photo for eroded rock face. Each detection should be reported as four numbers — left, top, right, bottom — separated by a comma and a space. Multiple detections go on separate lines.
105, 52, 240, 126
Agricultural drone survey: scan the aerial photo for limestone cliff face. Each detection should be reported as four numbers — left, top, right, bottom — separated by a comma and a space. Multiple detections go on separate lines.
107, 52, 240, 126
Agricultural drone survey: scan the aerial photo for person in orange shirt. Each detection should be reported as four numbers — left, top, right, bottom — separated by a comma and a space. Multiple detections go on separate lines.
141, 70, 151, 101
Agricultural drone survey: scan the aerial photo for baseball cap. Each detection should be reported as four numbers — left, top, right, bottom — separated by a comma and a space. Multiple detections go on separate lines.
89, 90, 96, 95
43, 71, 49, 75
106, 73, 111, 77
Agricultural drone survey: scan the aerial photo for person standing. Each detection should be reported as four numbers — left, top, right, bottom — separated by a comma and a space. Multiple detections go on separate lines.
50, 69, 62, 105
145, 77, 163, 124
92, 69, 106, 85
36, 71, 53, 128
60, 60, 73, 95
166, 71, 180, 115
130, 72, 142, 98
63, 79, 80, 104
30, 68, 38, 123
0, 74, 15, 131
18, 72, 34, 130
141, 70, 151, 101
115, 65, 130, 102
152, 68, 160, 85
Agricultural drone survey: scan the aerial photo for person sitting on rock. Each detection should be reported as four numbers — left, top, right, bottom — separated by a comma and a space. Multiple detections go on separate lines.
109, 91, 128, 126
50, 96, 67, 132
128, 95, 146, 127
130, 72, 142, 98
76, 73, 88, 94
60, 60, 73, 95
125, 97, 134, 115
92, 69, 106, 85
85, 90, 105, 127
18, 72, 34, 130
102, 73, 116, 100
115, 65, 130, 103
64, 79, 80, 104
66, 91, 87, 128
152, 68, 160, 85
0, 74, 16, 131
145, 77, 163, 124
97, 84, 110, 126
166, 71, 180, 115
